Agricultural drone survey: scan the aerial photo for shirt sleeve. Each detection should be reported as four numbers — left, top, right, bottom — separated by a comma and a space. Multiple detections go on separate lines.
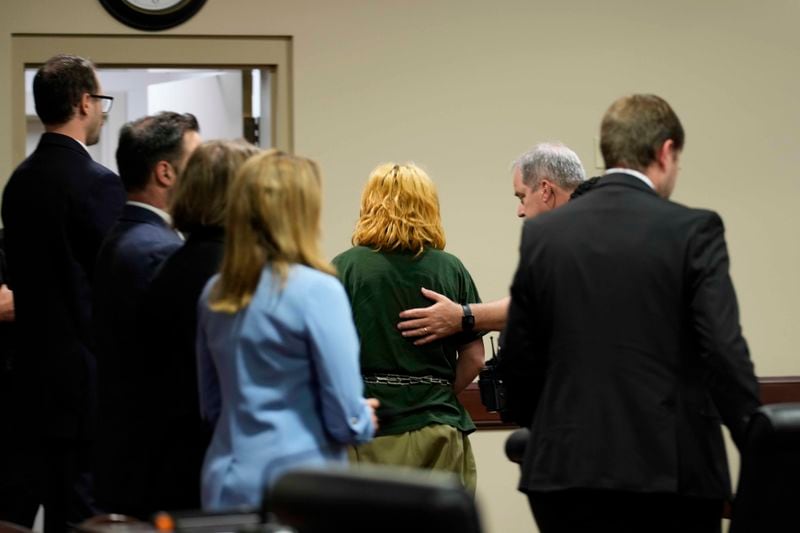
304, 274, 375, 445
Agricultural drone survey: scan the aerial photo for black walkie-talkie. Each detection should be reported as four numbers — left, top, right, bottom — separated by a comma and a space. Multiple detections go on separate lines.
478, 336, 509, 420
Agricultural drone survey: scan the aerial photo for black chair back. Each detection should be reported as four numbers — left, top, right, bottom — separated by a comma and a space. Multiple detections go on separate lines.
265, 466, 483, 533
730, 403, 800, 533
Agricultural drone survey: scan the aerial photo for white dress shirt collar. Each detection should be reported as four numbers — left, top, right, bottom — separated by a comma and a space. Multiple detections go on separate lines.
604, 168, 655, 191
75, 139, 89, 154
126, 201, 173, 226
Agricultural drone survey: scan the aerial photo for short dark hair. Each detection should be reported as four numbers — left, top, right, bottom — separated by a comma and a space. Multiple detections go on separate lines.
600, 94, 684, 172
116, 112, 200, 193
33, 54, 98, 126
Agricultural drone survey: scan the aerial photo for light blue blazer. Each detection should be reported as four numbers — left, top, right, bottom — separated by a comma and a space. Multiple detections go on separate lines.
196, 265, 375, 510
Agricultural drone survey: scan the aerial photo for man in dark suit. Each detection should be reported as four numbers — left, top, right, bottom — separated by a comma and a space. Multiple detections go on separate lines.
502, 94, 761, 533
1, 54, 126, 532
0, 228, 33, 526
92, 111, 200, 518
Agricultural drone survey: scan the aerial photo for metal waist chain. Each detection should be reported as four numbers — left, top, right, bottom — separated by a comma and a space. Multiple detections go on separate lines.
363, 373, 452, 386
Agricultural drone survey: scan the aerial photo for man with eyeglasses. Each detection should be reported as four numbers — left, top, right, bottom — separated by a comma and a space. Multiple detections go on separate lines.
1, 54, 125, 532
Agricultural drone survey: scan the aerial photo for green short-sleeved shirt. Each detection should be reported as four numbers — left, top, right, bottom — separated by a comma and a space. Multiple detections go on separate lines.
332, 246, 483, 436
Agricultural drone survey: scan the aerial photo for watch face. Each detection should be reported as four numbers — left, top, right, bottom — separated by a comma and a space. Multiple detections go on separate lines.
123, 0, 188, 13
99, 0, 206, 31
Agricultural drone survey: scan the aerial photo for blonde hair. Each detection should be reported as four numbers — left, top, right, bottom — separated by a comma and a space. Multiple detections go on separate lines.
352, 162, 445, 255
209, 149, 334, 313
170, 139, 260, 233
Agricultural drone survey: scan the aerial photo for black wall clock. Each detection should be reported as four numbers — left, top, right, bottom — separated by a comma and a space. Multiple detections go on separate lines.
99, 0, 207, 31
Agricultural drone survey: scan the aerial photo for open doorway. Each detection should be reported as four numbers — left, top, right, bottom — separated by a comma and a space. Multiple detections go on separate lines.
10, 34, 293, 168
24, 67, 272, 173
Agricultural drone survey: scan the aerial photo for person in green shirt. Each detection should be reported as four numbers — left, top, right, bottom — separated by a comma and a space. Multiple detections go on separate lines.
333, 162, 485, 492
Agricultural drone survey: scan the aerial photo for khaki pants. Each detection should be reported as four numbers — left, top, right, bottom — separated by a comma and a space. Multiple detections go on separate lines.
349, 424, 477, 493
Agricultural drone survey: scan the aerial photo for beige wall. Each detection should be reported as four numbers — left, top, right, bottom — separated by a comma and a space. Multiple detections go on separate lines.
2, 1, 798, 532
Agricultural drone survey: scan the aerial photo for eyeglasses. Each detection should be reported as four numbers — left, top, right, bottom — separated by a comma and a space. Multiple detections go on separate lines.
89, 94, 114, 113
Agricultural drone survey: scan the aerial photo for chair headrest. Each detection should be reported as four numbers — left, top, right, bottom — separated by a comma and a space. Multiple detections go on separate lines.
747, 403, 800, 450
265, 465, 482, 533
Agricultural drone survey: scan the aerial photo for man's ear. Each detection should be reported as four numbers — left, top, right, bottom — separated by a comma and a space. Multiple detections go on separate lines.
656, 139, 676, 170
539, 178, 553, 203
154, 160, 175, 188
78, 92, 92, 117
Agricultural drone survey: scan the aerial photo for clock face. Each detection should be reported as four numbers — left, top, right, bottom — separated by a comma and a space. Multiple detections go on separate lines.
99, 0, 206, 31
123, 0, 188, 13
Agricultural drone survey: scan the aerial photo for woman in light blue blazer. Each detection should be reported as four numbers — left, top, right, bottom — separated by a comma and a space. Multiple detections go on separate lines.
196, 150, 378, 511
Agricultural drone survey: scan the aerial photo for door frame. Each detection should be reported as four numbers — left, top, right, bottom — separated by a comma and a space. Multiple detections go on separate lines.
10, 33, 293, 164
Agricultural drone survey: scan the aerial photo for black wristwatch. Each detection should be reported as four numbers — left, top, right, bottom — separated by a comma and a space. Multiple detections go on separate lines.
461, 304, 475, 332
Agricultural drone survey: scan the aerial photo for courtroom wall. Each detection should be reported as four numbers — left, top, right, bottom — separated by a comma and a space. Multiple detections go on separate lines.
1, 2, 798, 532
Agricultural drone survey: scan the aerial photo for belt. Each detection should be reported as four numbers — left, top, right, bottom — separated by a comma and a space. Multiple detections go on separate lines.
363, 373, 452, 386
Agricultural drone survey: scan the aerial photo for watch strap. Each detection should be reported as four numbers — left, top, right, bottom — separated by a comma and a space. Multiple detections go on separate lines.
461, 304, 475, 331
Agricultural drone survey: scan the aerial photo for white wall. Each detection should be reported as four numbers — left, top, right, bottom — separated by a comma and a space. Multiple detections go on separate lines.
147, 71, 243, 140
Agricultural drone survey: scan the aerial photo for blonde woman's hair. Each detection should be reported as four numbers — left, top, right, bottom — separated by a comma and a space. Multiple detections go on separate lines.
171, 139, 260, 233
352, 162, 445, 255
209, 149, 334, 313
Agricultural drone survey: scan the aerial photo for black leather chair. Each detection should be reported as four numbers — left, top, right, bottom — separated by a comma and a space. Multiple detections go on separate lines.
265, 466, 483, 533
730, 403, 800, 533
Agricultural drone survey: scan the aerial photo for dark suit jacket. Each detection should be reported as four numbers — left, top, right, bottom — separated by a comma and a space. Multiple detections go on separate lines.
1, 132, 125, 440
502, 172, 761, 500
138, 225, 223, 511
92, 203, 183, 516
0, 228, 25, 462
0, 229, 16, 379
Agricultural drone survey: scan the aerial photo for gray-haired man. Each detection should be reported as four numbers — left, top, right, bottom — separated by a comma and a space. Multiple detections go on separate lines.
397, 142, 586, 343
